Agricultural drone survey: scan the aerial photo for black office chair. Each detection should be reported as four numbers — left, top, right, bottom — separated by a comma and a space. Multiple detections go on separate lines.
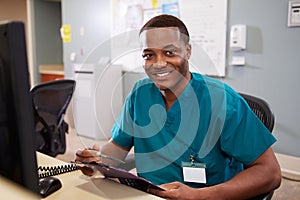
31, 79, 76, 157
239, 93, 275, 132
239, 93, 275, 200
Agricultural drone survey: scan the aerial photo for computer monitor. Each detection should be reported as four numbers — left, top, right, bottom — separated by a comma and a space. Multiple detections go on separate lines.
0, 21, 39, 194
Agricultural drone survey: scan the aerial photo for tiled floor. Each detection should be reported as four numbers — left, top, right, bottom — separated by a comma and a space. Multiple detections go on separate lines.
273, 178, 300, 200
56, 128, 300, 199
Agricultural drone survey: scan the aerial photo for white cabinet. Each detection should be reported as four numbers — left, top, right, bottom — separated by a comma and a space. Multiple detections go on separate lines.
73, 64, 123, 140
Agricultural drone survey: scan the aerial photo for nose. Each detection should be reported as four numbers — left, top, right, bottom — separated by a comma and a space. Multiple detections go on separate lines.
153, 55, 167, 68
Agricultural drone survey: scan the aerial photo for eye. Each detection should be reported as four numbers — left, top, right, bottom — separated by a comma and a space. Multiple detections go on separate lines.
142, 53, 153, 60
165, 50, 176, 56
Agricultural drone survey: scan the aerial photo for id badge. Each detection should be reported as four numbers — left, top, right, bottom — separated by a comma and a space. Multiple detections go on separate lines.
182, 161, 206, 184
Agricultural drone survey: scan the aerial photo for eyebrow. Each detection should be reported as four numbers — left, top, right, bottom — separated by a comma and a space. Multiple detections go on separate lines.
142, 44, 179, 52
142, 49, 153, 55
163, 44, 179, 49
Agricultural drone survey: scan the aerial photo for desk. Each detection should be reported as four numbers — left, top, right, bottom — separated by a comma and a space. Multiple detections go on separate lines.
0, 176, 39, 199
37, 152, 162, 199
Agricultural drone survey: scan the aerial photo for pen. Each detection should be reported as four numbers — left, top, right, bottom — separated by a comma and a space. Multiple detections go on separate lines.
87, 148, 126, 164
96, 152, 126, 164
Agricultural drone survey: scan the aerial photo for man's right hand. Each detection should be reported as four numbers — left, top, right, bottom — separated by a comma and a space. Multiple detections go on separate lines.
75, 144, 101, 176
74, 141, 130, 176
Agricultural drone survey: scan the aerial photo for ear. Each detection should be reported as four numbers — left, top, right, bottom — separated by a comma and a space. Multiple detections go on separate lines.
186, 44, 191, 59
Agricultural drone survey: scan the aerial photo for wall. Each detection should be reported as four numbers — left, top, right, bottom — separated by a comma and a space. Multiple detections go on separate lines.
29, 0, 62, 83
34, 1, 62, 66
61, 0, 118, 140
0, 0, 30, 79
0, 0, 27, 31
61, 0, 111, 78
222, 0, 300, 157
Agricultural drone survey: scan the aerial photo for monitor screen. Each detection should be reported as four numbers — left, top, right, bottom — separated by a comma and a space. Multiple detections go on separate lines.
0, 21, 39, 194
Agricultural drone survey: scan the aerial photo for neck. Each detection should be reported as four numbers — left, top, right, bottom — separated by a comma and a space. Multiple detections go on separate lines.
161, 72, 191, 110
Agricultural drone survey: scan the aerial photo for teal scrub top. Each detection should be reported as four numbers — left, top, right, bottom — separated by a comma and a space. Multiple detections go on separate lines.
111, 72, 276, 188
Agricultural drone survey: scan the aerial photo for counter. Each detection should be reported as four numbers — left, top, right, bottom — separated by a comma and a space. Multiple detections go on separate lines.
39, 64, 64, 82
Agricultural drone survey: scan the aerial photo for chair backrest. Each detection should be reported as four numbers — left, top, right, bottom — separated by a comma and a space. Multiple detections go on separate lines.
239, 93, 275, 200
31, 79, 76, 157
31, 80, 75, 125
239, 93, 275, 132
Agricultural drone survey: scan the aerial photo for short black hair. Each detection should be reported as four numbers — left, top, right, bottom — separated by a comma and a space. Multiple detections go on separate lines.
139, 14, 190, 44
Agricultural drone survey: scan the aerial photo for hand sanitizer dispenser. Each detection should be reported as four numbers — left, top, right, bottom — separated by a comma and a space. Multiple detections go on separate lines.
230, 24, 247, 51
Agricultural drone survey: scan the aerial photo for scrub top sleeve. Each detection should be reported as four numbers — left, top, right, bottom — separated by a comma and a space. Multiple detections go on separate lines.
111, 94, 135, 149
220, 96, 276, 166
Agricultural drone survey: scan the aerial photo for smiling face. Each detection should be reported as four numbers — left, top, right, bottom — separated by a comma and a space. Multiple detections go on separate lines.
140, 27, 191, 93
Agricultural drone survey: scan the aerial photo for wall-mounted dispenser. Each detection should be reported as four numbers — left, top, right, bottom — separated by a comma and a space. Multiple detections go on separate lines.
288, 0, 300, 27
230, 24, 247, 51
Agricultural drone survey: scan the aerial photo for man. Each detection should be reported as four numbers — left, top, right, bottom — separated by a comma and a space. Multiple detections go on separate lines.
76, 14, 281, 199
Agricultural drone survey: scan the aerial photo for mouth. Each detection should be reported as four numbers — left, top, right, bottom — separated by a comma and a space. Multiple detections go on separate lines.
156, 71, 170, 77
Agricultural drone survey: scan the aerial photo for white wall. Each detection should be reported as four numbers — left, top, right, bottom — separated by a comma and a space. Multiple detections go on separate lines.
222, 0, 300, 157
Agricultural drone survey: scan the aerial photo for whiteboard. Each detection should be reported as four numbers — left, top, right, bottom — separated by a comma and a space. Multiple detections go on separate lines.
111, 0, 228, 77
178, 0, 227, 77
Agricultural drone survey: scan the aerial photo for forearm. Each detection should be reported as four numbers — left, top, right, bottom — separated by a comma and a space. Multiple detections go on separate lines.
152, 167, 279, 200
194, 148, 281, 200
203, 168, 275, 199
99, 140, 130, 166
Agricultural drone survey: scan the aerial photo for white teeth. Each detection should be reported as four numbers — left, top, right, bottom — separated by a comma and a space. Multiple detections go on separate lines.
157, 72, 170, 77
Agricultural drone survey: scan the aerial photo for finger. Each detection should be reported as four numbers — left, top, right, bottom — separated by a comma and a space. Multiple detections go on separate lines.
160, 182, 181, 190
76, 149, 96, 158
148, 188, 166, 197
92, 144, 100, 151
75, 149, 101, 163
78, 166, 96, 177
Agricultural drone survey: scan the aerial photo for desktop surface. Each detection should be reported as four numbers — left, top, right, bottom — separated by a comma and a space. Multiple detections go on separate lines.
37, 152, 162, 199
0, 175, 39, 200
